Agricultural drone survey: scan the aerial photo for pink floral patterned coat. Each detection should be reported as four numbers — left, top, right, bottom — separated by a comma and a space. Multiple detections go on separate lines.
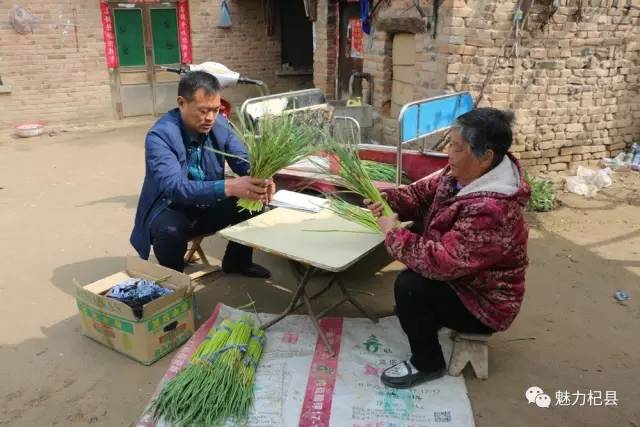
383, 155, 531, 331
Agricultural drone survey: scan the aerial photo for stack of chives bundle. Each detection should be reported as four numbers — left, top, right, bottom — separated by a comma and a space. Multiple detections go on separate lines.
208, 114, 322, 213
235, 329, 267, 417
361, 160, 411, 184
150, 315, 266, 427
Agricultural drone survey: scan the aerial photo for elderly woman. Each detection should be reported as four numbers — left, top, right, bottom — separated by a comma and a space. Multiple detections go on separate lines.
366, 107, 530, 389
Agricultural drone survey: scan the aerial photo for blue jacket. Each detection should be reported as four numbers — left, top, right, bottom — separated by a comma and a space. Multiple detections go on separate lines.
130, 109, 249, 259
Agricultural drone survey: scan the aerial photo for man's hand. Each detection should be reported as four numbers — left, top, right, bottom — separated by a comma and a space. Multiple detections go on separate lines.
376, 213, 399, 234
225, 177, 272, 202
363, 193, 388, 218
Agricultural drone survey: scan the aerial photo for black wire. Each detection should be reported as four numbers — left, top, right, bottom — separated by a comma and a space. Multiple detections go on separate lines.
432, 0, 441, 39
370, 0, 388, 16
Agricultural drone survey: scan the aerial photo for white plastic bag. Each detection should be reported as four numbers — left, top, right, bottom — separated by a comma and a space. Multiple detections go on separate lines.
564, 166, 613, 197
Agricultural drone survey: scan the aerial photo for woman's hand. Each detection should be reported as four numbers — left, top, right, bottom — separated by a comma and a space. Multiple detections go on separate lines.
376, 213, 398, 234
364, 201, 385, 218
363, 193, 388, 218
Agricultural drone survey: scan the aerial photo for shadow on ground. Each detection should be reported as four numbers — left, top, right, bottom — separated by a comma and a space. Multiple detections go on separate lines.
76, 195, 139, 210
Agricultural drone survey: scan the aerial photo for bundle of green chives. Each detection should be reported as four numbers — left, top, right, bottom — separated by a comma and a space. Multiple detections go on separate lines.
204, 316, 253, 422
308, 139, 409, 232
150, 319, 233, 426
208, 114, 322, 213
325, 138, 393, 216
235, 328, 267, 419
150, 316, 266, 427
190, 319, 234, 361
326, 196, 382, 233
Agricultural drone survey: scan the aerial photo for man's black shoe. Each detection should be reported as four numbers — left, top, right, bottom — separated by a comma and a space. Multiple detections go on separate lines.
222, 263, 271, 278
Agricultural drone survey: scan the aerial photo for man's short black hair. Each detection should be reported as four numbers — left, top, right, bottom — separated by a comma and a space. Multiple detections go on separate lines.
178, 71, 221, 101
454, 107, 515, 167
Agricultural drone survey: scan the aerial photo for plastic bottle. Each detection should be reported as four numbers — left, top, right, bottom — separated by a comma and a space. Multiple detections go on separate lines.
632, 143, 640, 171
624, 150, 634, 165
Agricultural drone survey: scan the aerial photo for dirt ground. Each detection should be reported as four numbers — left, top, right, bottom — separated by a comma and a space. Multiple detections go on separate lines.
0, 125, 638, 427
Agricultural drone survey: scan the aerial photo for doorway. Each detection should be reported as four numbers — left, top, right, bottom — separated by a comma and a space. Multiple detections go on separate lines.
337, 0, 363, 99
109, 1, 183, 118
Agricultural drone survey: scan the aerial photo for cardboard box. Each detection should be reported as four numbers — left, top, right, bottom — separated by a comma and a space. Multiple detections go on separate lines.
76, 257, 195, 365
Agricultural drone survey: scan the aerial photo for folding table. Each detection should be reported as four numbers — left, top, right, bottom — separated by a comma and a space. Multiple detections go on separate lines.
219, 207, 385, 355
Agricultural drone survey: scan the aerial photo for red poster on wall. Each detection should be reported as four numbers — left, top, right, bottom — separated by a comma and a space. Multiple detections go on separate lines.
348, 18, 363, 59
177, 0, 192, 64
99, 1, 118, 68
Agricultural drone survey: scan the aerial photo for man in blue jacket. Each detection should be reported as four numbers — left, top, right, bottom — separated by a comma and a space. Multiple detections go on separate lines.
130, 71, 273, 277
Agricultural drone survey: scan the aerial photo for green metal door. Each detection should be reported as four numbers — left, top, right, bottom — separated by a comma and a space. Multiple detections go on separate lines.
150, 8, 180, 65
113, 9, 146, 67
150, 7, 180, 114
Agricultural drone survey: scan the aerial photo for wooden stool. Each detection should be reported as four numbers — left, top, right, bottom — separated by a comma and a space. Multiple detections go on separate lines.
448, 332, 490, 380
184, 235, 221, 280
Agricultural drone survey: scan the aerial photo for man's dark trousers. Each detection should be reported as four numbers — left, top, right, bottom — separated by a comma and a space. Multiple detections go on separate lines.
149, 197, 253, 272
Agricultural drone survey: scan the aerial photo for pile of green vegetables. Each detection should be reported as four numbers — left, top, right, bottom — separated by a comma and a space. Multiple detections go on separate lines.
525, 172, 556, 212
150, 315, 266, 427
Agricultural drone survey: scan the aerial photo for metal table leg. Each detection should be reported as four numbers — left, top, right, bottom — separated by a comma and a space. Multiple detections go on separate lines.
336, 280, 379, 323
290, 264, 379, 325
261, 263, 336, 356
260, 265, 316, 330
302, 290, 335, 357
261, 262, 377, 357
291, 276, 336, 312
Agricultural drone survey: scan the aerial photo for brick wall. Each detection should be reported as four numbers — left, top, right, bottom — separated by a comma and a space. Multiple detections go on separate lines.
445, 0, 640, 173
319, 0, 639, 171
0, 0, 312, 136
312, 0, 453, 143
313, 0, 338, 98
362, 0, 452, 144
189, 0, 312, 105
0, 1, 113, 135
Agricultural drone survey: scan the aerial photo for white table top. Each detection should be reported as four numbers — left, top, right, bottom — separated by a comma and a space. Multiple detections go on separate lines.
219, 207, 386, 272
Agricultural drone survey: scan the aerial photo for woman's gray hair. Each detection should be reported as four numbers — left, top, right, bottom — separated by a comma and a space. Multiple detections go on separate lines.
454, 108, 515, 167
